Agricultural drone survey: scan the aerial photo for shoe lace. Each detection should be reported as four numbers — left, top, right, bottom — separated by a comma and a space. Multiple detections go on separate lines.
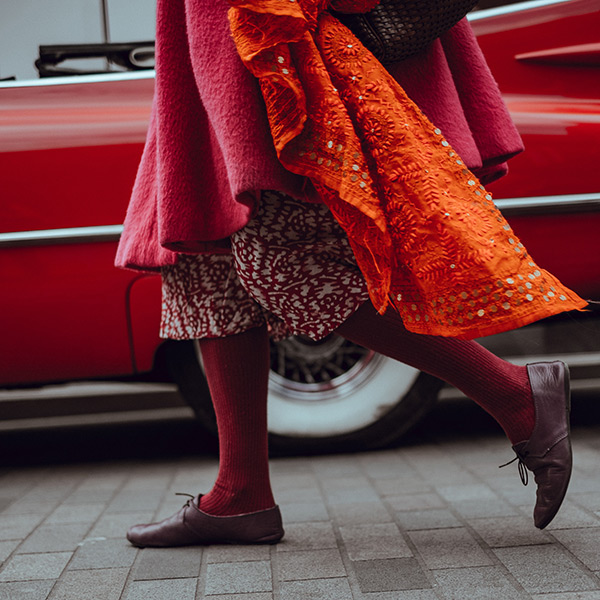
499, 454, 529, 486
175, 492, 195, 506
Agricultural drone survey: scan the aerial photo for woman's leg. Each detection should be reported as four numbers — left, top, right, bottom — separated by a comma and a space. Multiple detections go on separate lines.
197, 324, 275, 516
336, 302, 573, 529
126, 323, 283, 547
336, 302, 535, 444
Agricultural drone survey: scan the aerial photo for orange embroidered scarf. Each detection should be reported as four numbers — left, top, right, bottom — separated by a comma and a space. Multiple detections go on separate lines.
228, 0, 586, 338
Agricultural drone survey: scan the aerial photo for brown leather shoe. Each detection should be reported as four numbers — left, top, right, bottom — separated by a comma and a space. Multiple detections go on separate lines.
126, 495, 284, 547
512, 361, 572, 529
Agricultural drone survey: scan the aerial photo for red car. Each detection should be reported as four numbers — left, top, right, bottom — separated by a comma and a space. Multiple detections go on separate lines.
1, 0, 599, 451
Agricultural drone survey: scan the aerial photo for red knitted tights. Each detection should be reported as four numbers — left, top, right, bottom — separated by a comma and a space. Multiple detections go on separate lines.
335, 303, 535, 445
197, 324, 275, 516
196, 304, 535, 516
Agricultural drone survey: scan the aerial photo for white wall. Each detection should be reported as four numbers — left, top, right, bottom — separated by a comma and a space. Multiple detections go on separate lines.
0, 0, 155, 81
106, 0, 155, 43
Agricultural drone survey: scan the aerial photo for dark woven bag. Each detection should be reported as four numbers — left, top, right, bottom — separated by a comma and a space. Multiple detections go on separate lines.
333, 0, 478, 64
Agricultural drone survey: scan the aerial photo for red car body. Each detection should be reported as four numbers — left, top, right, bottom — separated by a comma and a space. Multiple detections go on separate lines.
1, 0, 599, 387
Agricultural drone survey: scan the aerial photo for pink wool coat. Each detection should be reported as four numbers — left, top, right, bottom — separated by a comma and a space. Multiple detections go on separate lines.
115, 0, 523, 272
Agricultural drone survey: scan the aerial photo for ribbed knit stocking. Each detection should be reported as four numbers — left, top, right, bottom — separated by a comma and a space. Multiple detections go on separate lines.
335, 303, 535, 444
196, 324, 275, 516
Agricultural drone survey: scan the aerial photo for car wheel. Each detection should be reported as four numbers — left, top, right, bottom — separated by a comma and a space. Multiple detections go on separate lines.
165, 335, 442, 453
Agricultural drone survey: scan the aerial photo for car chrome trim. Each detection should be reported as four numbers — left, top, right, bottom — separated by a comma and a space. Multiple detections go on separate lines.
0, 225, 123, 247
0, 70, 155, 89
494, 193, 600, 216
1, 194, 598, 248
468, 0, 574, 21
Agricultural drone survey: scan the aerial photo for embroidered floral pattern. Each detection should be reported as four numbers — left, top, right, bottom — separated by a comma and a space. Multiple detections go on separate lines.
227, 0, 586, 338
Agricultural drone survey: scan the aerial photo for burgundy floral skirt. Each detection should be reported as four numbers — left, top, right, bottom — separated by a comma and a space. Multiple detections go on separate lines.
160, 191, 369, 340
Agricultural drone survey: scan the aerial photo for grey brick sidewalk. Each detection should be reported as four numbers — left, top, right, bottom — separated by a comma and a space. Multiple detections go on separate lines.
1, 426, 600, 599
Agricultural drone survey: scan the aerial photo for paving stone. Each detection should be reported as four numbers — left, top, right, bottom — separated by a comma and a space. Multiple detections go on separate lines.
572, 493, 600, 513
532, 592, 600, 600
405, 459, 478, 486
329, 501, 392, 525
319, 475, 372, 491
0, 540, 20, 562
311, 458, 362, 477
372, 478, 432, 497
408, 528, 494, 569
0, 473, 36, 497
0, 552, 71, 581
271, 475, 322, 500
546, 503, 600, 530
363, 591, 439, 600
552, 528, 600, 571
436, 484, 498, 504
433, 566, 522, 599
358, 449, 402, 470
490, 477, 537, 506
494, 545, 598, 594
16, 482, 76, 505
204, 561, 272, 595
205, 595, 272, 600
279, 501, 329, 523
276, 522, 338, 551
277, 549, 346, 581
123, 577, 197, 600
0, 514, 45, 540
323, 485, 381, 505
68, 474, 128, 496
270, 457, 313, 475
48, 567, 128, 600
1, 501, 55, 517
44, 503, 106, 525
469, 515, 552, 547
0, 498, 15, 512
353, 558, 431, 593
121, 474, 172, 491
132, 547, 201, 580
205, 544, 270, 564
68, 538, 137, 570
17, 522, 91, 554
452, 498, 519, 519
61, 488, 116, 505
87, 511, 154, 538
271, 486, 323, 504
395, 509, 462, 531
280, 578, 353, 600
105, 490, 162, 513
339, 523, 412, 560
569, 473, 600, 494
387, 493, 447, 511
2, 420, 600, 600
0, 579, 55, 600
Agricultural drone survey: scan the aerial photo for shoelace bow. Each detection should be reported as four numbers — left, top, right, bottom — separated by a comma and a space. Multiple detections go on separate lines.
499, 454, 529, 486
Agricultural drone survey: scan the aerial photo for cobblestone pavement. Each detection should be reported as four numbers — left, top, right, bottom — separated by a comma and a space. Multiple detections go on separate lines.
1, 423, 600, 600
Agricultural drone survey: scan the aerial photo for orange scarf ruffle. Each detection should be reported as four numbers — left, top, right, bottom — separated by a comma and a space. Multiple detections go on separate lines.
228, 0, 586, 338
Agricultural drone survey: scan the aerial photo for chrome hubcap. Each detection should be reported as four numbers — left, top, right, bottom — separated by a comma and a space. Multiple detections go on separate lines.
269, 335, 381, 400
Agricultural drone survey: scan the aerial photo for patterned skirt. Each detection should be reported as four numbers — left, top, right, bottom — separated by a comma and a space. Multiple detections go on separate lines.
160, 191, 370, 341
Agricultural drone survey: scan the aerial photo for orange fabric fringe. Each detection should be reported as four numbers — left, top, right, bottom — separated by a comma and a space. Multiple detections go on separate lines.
228, 0, 586, 339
